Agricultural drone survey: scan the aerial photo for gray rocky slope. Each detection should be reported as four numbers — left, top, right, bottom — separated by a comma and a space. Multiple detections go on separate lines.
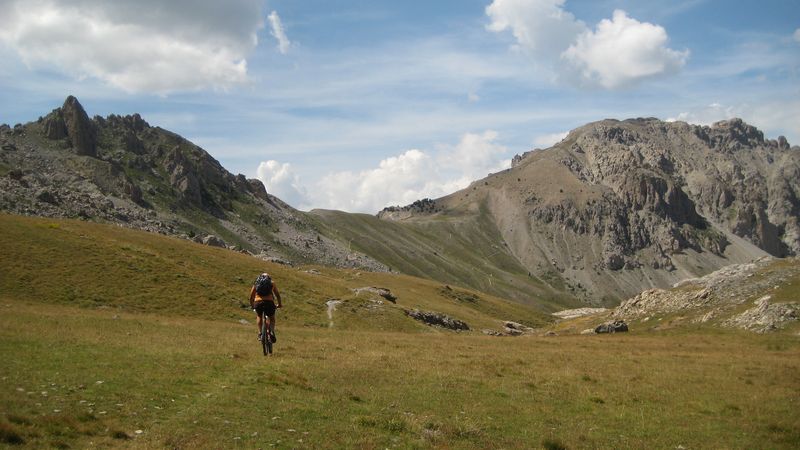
0, 96, 386, 271
374, 118, 799, 304
612, 256, 799, 333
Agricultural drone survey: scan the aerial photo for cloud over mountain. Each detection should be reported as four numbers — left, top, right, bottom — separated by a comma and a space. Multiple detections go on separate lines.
0, 0, 265, 93
562, 10, 688, 89
257, 131, 510, 213
486, 0, 688, 88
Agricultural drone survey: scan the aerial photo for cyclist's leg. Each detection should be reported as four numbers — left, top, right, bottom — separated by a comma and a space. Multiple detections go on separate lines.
264, 302, 277, 340
255, 306, 264, 340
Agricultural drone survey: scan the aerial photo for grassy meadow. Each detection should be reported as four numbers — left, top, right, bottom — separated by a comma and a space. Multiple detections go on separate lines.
1, 214, 800, 449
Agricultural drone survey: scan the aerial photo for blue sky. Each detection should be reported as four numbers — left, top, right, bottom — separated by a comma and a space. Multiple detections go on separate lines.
1, 0, 798, 212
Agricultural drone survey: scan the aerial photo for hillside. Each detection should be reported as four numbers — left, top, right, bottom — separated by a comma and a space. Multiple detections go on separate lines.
348, 118, 799, 304
0, 213, 550, 333
0, 97, 385, 271
309, 209, 580, 312
1, 214, 799, 449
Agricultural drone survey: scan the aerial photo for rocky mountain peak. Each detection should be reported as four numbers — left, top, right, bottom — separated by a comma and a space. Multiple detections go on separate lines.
707, 118, 765, 149
1, 97, 390, 274
61, 96, 97, 156
42, 95, 97, 157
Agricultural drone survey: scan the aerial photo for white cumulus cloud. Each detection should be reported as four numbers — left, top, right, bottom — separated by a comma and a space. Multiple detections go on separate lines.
268, 11, 291, 54
533, 131, 568, 147
311, 150, 442, 213
256, 160, 308, 207
486, 1, 688, 89
485, 0, 585, 60
562, 10, 688, 89
257, 131, 511, 213
666, 103, 737, 126
438, 130, 510, 183
0, 0, 265, 94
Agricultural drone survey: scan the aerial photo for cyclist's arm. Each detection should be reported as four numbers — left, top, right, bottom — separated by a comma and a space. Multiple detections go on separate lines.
273, 285, 282, 308
249, 286, 256, 308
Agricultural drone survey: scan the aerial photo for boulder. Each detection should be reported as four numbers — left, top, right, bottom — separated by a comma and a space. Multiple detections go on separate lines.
594, 320, 629, 334
202, 235, 227, 248
406, 309, 469, 331
503, 321, 534, 335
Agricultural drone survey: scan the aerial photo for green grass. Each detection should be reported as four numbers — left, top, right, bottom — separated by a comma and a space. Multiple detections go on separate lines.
309, 209, 578, 312
1, 301, 799, 449
0, 213, 549, 332
2, 213, 799, 449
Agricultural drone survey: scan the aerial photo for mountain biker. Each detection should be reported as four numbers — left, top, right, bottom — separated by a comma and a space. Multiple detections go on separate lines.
249, 272, 282, 343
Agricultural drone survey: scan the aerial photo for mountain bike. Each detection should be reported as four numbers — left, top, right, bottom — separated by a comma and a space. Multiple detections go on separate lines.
261, 316, 273, 356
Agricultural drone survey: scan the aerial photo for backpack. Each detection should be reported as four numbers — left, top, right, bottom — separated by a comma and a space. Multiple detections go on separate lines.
254, 273, 273, 296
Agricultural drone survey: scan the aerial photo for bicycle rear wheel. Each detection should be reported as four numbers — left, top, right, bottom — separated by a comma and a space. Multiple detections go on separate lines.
261, 319, 269, 356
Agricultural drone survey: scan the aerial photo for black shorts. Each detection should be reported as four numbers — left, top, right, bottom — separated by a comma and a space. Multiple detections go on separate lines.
254, 301, 276, 317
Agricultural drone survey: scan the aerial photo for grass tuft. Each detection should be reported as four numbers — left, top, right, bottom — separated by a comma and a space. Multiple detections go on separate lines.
542, 438, 567, 450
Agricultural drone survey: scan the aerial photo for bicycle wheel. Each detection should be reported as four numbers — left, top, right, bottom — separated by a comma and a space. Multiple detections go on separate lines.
261, 319, 269, 356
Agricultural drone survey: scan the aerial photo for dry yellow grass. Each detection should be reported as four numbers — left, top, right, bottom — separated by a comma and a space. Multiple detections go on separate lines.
2, 300, 799, 449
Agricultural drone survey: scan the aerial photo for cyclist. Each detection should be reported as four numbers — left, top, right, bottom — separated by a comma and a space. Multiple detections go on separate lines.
249, 272, 282, 343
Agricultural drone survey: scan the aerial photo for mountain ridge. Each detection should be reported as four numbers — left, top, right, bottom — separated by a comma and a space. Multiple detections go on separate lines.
2, 97, 798, 308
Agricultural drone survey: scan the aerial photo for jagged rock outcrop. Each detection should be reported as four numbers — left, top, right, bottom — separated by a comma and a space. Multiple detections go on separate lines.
0, 96, 390, 273
378, 198, 440, 219
247, 178, 269, 200
61, 96, 97, 157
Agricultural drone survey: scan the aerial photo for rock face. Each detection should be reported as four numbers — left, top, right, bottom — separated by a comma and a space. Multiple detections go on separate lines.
60, 96, 97, 157
372, 117, 798, 304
